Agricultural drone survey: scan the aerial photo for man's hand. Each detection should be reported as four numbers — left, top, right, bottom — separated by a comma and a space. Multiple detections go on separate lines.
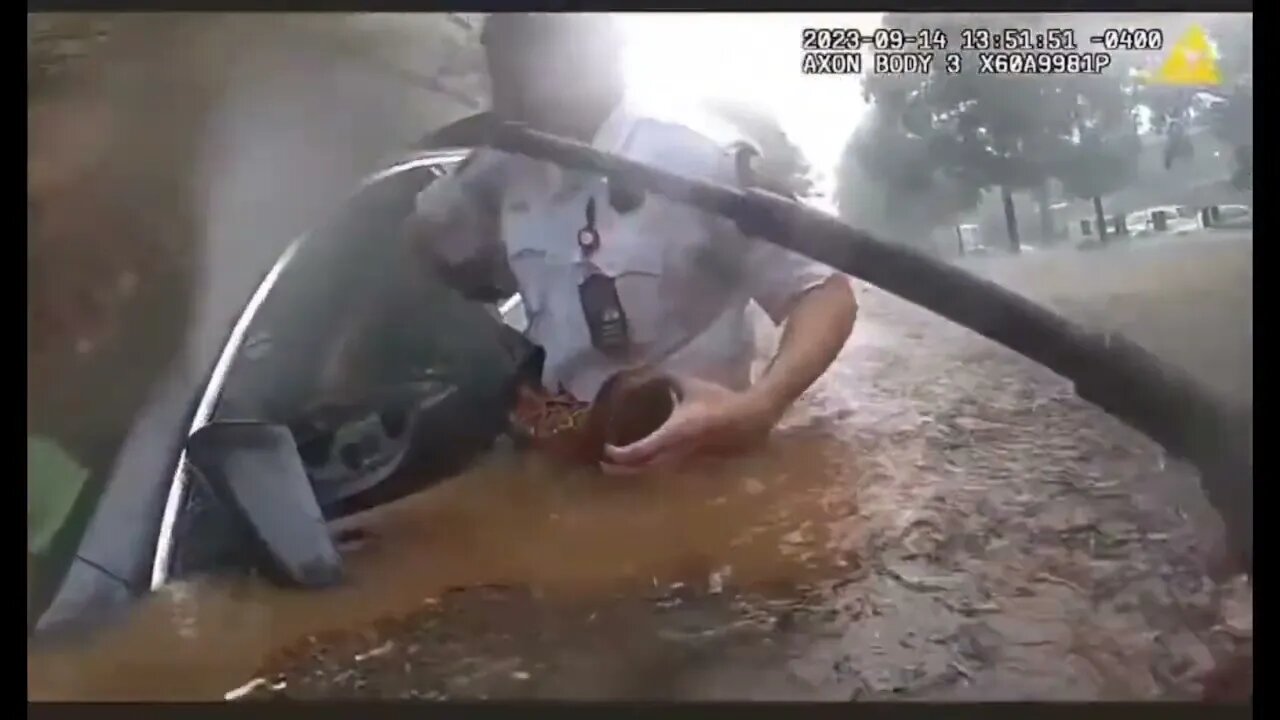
601, 377, 782, 473
602, 275, 856, 474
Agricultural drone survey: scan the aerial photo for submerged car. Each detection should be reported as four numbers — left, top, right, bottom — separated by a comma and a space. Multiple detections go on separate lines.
31, 123, 1254, 639
31, 149, 539, 638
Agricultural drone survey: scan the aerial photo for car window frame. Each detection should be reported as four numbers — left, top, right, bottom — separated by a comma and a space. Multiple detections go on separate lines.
148, 151, 469, 592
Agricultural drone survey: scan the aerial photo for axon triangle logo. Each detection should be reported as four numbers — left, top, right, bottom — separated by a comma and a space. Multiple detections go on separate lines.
1147, 25, 1222, 87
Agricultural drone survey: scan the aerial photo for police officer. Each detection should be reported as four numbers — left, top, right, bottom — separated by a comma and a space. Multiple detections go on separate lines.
410, 13, 857, 472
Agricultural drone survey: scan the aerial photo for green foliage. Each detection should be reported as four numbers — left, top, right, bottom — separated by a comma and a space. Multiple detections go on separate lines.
702, 98, 817, 197
1127, 16, 1252, 183
1054, 125, 1142, 201
1203, 17, 1253, 188
835, 105, 983, 237
840, 12, 1156, 242
28, 437, 89, 556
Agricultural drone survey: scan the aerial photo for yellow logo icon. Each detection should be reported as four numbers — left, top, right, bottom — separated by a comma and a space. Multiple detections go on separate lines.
1150, 25, 1221, 86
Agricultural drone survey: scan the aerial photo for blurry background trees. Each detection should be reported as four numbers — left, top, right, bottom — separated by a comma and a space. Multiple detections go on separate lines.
836, 12, 1251, 254
701, 97, 817, 198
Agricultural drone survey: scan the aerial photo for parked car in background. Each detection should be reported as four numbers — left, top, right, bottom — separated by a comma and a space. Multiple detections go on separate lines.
1127, 205, 1202, 237
1212, 204, 1253, 229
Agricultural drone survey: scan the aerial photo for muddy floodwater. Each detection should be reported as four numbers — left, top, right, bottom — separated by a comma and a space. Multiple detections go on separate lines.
28, 233, 1252, 701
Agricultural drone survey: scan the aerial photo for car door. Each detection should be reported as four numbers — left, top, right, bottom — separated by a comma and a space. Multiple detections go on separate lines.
35, 151, 522, 638
158, 148, 537, 581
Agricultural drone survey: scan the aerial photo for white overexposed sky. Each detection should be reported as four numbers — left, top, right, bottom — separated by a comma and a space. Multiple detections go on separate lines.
619, 13, 882, 210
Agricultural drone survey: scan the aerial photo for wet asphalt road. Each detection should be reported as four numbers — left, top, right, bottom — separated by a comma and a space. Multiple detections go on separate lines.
238, 231, 1251, 702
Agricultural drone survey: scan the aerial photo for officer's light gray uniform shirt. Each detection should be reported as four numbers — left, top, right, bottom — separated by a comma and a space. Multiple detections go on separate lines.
415, 104, 837, 402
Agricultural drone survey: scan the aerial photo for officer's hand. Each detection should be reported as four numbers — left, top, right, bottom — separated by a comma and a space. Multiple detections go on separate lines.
601, 377, 780, 473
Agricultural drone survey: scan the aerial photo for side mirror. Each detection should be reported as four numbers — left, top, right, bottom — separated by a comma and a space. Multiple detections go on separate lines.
185, 421, 343, 588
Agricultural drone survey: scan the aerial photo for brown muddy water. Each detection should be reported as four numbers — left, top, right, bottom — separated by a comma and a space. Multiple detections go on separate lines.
27, 233, 1253, 701
29, 430, 863, 700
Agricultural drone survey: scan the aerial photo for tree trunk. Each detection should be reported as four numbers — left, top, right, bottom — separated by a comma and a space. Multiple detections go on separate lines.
1000, 185, 1020, 253
1035, 181, 1053, 240
1092, 196, 1108, 243
1231, 143, 1253, 190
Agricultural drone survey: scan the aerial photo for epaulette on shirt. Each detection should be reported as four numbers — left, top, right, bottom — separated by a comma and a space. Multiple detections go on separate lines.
623, 115, 764, 190
630, 116, 796, 200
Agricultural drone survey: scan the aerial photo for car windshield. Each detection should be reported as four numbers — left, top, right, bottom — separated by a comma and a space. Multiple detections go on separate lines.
29, 11, 1252, 703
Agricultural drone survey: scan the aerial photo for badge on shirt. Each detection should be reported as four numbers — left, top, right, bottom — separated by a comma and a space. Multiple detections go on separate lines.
575, 195, 631, 356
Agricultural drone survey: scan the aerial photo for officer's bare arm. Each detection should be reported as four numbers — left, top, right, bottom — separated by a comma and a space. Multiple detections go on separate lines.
748, 276, 857, 422
602, 272, 856, 468
711, 141, 857, 421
